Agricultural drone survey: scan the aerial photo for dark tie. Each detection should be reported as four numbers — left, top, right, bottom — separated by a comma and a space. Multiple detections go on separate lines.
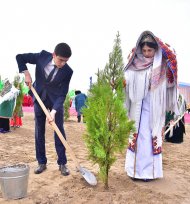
41, 65, 57, 101
46, 65, 56, 82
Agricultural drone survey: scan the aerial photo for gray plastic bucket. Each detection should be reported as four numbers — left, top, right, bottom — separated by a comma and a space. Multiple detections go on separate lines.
0, 164, 30, 200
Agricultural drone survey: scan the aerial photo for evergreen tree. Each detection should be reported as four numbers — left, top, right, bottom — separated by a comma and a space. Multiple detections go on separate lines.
64, 94, 70, 121
104, 32, 125, 90
13, 74, 24, 117
83, 32, 134, 189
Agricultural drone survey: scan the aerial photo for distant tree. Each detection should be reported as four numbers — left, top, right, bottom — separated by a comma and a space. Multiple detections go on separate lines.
83, 32, 134, 189
13, 74, 24, 117
64, 94, 70, 121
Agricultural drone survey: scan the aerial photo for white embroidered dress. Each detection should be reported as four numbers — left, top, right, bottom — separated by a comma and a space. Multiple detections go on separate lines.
125, 92, 163, 179
124, 31, 178, 180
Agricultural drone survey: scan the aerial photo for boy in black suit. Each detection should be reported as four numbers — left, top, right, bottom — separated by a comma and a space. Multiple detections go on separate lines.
16, 43, 73, 176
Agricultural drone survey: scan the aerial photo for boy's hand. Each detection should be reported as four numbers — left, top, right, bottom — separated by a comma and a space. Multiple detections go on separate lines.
24, 70, 32, 88
48, 109, 57, 123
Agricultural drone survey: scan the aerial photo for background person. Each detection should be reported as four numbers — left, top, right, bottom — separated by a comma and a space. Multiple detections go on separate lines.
75, 90, 87, 123
165, 93, 186, 143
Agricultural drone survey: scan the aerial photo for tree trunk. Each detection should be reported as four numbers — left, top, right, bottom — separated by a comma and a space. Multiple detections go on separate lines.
104, 163, 109, 189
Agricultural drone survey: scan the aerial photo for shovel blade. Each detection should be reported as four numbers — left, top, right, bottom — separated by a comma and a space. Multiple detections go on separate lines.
79, 167, 97, 186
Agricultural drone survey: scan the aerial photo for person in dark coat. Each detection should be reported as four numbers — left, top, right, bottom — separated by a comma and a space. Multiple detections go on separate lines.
16, 43, 73, 176
75, 90, 87, 122
165, 94, 186, 143
0, 118, 10, 133
165, 111, 185, 143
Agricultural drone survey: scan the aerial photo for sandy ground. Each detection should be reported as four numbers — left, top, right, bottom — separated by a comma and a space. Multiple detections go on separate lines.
0, 112, 190, 204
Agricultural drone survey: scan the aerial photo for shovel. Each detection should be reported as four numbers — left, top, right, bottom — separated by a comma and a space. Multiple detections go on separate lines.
30, 86, 97, 186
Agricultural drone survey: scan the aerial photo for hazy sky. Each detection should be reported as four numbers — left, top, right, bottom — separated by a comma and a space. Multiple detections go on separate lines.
0, 0, 189, 93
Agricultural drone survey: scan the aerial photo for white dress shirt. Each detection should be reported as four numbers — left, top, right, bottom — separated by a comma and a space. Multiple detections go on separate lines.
44, 60, 58, 82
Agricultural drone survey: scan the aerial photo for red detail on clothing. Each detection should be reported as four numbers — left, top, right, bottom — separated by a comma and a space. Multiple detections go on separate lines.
153, 142, 157, 146
22, 95, 33, 107
10, 116, 22, 126
128, 133, 138, 152
152, 136, 162, 155
155, 37, 177, 83
153, 146, 162, 155
166, 68, 174, 83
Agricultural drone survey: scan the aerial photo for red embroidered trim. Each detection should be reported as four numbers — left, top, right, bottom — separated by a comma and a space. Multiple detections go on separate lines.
128, 133, 138, 152
156, 37, 177, 83
152, 136, 162, 155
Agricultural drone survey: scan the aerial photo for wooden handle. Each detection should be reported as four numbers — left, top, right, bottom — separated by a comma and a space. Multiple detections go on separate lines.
164, 112, 186, 136
30, 86, 81, 169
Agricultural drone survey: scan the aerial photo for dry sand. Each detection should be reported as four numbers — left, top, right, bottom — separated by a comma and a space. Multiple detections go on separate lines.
0, 112, 190, 204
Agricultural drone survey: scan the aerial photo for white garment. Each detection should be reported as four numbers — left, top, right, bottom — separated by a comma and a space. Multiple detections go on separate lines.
125, 93, 163, 179
44, 60, 58, 81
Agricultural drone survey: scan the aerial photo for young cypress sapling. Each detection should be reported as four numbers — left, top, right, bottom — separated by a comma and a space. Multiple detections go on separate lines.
83, 32, 134, 189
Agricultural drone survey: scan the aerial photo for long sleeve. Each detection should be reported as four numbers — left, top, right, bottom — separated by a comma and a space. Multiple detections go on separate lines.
16, 52, 42, 73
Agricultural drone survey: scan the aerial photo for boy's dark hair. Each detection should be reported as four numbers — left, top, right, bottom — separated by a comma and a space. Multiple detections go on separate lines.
54, 43, 72, 58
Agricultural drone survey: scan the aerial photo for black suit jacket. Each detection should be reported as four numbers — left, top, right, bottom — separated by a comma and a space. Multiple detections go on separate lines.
16, 50, 73, 111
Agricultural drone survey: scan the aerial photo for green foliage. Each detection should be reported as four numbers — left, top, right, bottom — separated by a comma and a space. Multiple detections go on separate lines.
0, 80, 4, 92
22, 86, 29, 94
104, 31, 125, 90
64, 94, 70, 121
0, 76, 4, 92
13, 75, 24, 117
83, 32, 135, 188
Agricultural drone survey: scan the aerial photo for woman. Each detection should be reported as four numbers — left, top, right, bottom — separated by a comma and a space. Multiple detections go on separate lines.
124, 31, 178, 181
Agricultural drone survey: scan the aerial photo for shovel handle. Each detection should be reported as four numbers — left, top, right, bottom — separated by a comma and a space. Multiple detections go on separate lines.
30, 86, 81, 170
164, 112, 186, 136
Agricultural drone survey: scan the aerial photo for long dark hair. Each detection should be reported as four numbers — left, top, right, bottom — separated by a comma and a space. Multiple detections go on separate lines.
140, 41, 158, 50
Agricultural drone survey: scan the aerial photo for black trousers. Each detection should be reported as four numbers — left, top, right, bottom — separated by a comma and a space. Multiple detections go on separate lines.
0, 118, 10, 132
34, 97, 67, 165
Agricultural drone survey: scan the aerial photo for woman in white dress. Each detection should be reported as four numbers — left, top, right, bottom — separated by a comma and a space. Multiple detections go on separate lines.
124, 31, 178, 181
